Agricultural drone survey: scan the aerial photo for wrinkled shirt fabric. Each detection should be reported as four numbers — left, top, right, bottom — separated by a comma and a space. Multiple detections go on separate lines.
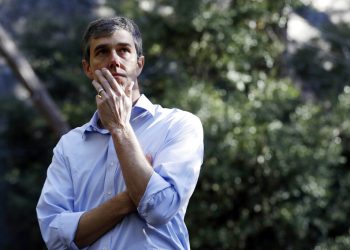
37, 95, 204, 250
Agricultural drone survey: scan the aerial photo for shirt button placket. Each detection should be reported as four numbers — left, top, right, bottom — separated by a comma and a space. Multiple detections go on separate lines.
104, 159, 115, 198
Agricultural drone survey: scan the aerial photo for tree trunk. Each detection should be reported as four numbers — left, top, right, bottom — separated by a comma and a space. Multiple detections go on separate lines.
0, 24, 70, 137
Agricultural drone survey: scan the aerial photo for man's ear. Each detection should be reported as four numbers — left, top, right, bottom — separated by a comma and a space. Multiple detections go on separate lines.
136, 56, 145, 76
82, 59, 94, 80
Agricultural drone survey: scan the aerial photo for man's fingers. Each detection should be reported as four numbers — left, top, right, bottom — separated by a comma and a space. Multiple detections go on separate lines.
92, 79, 101, 92
101, 68, 123, 96
95, 93, 103, 105
95, 69, 114, 97
94, 68, 133, 100
92, 80, 106, 98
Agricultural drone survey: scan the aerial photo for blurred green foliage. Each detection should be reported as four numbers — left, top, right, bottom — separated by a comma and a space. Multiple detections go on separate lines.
1, 0, 350, 249
290, 20, 350, 101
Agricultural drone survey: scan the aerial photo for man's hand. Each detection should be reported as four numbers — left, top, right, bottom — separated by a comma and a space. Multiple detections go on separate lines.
92, 68, 134, 132
92, 68, 153, 206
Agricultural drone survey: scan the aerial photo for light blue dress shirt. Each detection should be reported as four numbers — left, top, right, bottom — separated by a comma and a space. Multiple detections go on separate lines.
36, 95, 204, 250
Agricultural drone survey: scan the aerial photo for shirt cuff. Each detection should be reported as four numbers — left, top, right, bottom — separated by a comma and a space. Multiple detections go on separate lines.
137, 172, 171, 217
58, 211, 85, 249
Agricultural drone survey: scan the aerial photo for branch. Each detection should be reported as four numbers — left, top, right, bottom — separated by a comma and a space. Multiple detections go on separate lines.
0, 24, 70, 137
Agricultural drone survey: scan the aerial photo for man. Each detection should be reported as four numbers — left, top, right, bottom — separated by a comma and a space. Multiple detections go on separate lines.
36, 16, 204, 250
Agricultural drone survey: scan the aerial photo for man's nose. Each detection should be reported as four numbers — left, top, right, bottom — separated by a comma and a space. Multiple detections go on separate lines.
109, 50, 120, 68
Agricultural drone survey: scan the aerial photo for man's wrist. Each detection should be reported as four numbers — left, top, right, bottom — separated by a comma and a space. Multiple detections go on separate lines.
110, 123, 132, 140
112, 191, 136, 216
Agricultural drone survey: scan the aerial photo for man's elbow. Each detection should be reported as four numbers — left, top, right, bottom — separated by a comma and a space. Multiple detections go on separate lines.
144, 207, 177, 225
140, 190, 181, 226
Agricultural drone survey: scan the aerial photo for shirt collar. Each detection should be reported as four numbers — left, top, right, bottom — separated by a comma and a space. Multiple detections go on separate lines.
83, 94, 155, 135
133, 94, 155, 117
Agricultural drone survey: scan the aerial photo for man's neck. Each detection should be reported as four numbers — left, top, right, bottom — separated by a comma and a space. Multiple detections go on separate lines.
132, 89, 141, 105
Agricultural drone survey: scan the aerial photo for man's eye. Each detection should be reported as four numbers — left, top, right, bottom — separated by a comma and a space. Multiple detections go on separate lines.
120, 48, 129, 53
96, 49, 108, 55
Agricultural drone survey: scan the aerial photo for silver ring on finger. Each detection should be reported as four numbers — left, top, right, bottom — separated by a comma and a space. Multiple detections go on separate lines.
97, 88, 104, 96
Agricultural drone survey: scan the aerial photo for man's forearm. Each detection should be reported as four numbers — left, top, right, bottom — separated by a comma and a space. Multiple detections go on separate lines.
111, 124, 153, 206
74, 191, 135, 248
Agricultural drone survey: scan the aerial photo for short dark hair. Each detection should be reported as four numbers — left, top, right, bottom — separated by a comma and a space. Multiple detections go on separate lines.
82, 16, 143, 63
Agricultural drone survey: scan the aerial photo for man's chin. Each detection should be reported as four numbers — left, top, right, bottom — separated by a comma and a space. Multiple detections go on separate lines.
113, 75, 127, 85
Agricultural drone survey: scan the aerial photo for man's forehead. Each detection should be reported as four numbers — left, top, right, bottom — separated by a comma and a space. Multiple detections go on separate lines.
90, 29, 134, 48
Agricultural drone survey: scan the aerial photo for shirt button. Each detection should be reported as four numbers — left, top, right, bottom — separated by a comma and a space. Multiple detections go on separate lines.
110, 161, 114, 166
107, 191, 112, 195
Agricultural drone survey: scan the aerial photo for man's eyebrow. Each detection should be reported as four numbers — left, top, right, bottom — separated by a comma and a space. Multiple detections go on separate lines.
93, 44, 109, 53
116, 42, 132, 48
93, 43, 132, 53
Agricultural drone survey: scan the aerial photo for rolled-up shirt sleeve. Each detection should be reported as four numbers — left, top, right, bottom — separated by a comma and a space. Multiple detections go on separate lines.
137, 113, 204, 226
36, 141, 85, 250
